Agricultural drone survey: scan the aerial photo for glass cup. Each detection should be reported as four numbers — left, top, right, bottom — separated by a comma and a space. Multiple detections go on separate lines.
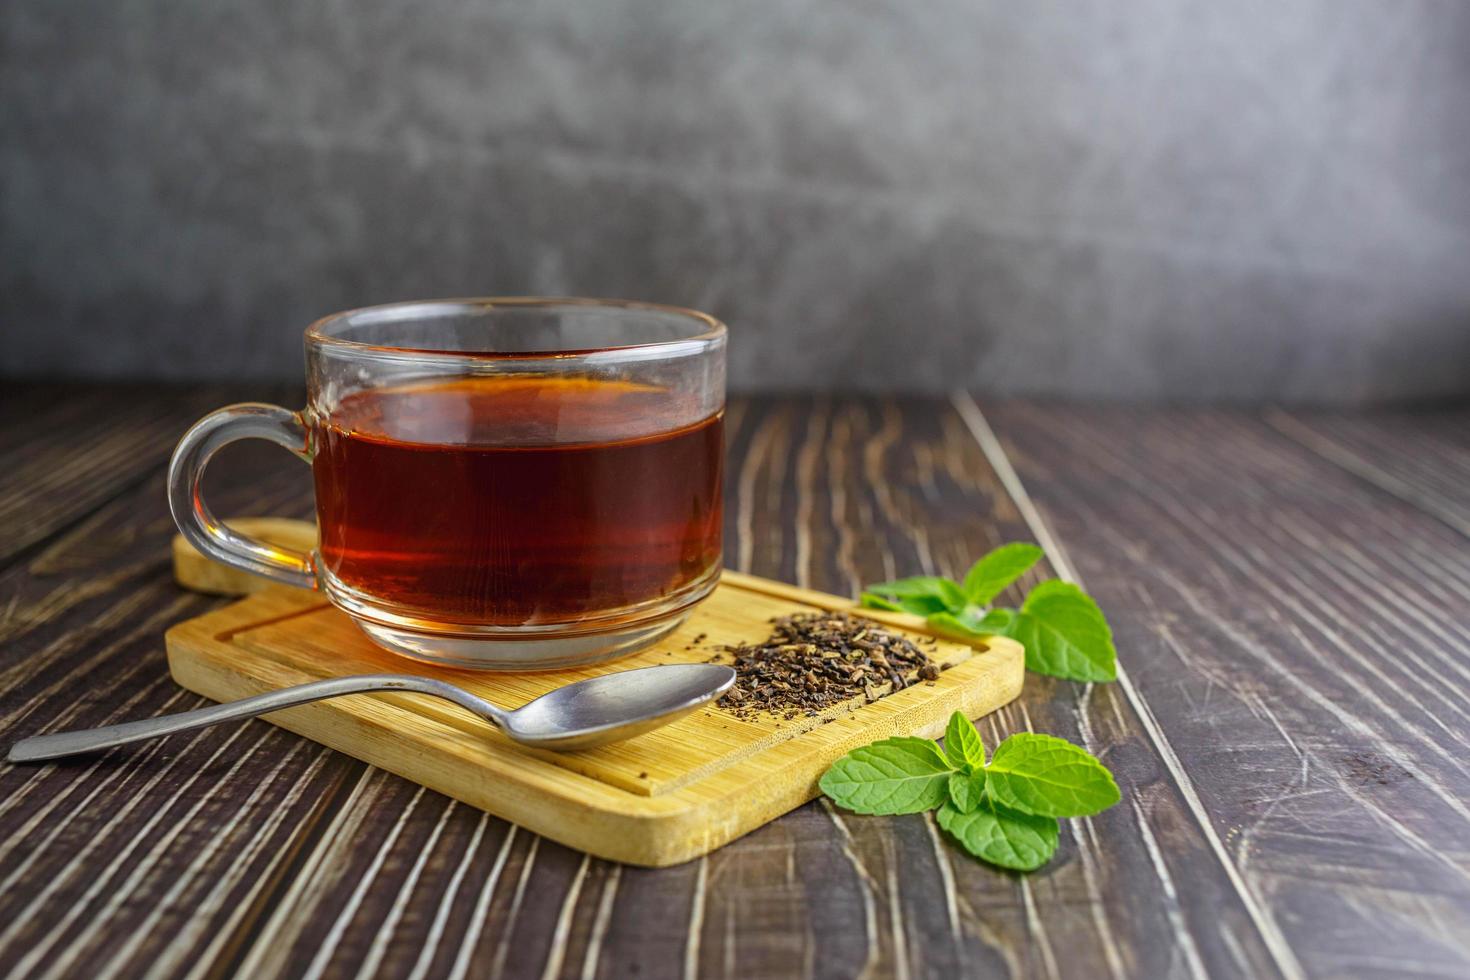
169, 298, 727, 669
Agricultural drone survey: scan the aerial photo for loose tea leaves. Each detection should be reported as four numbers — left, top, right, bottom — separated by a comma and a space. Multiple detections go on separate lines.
718, 612, 943, 720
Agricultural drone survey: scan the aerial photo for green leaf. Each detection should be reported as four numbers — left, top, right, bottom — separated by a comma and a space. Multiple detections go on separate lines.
927, 607, 1016, 643
927, 610, 984, 637
819, 737, 956, 815
986, 733, 1121, 817
937, 798, 1059, 871
934, 579, 968, 612
866, 576, 953, 599
858, 592, 906, 612
943, 711, 986, 771
865, 576, 968, 614
947, 771, 987, 813
876, 594, 953, 617
1004, 581, 1117, 681
962, 543, 1044, 604
979, 608, 1016, 631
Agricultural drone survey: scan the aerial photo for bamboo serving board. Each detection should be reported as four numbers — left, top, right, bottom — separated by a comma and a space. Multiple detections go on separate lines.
166, 518, 1024, 866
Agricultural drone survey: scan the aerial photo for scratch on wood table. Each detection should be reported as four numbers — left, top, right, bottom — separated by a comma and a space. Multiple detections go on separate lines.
1, 383, 1468, 978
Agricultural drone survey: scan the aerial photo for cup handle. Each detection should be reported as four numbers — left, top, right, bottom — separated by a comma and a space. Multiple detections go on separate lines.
167, 403, 318, 590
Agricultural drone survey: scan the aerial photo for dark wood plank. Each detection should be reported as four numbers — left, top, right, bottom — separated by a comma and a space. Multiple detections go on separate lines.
1265, 406, 1470, 538
984, 399, 1470, 979
0, 384, 366, 979
191, 396, 1285, 979
0, 383, 233, 566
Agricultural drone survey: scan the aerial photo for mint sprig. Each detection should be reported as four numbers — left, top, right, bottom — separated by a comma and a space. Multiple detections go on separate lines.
860, 542, 1117, 682
820, 711, 1118, 872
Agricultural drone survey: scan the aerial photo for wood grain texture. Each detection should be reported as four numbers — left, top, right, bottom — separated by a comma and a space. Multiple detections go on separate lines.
1264, 406, 1470, 539
0, 383, 227, 565
1, 384, 1468, 978
984, 399, 1470, 980
0, 384, 361, 979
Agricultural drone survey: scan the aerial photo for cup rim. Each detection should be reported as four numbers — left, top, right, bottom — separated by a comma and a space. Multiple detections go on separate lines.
305, 296, 727, 361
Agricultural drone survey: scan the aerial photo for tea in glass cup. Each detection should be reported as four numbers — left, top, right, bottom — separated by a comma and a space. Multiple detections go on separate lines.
168, 298, 726, 669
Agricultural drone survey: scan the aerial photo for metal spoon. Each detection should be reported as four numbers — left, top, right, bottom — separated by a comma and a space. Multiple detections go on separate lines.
6, 664, 736, 763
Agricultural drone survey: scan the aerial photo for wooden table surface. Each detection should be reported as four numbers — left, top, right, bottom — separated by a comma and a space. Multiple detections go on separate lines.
2, 383, 1468, 980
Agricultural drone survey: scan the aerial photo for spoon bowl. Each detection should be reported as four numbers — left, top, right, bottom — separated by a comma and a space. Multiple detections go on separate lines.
506, 664, 736, 749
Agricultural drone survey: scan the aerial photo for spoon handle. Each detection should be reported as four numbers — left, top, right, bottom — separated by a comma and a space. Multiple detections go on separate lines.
7, 674, 508, 763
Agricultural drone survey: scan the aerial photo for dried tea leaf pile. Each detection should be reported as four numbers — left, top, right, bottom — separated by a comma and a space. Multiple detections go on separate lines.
719, 612, 944, 719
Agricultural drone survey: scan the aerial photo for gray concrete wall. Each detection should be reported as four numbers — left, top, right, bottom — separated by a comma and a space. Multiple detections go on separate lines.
3, 0, 1469, 403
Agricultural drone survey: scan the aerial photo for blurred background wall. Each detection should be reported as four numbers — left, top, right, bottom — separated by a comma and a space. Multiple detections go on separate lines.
2, 0, 1468, 403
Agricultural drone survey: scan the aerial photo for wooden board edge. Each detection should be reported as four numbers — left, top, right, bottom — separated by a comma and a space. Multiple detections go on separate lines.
166, 625, 1024, 867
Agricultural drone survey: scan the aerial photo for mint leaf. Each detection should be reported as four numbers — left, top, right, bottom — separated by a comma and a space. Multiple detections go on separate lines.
862, 576, 962, 616
979, 608, 1016, 631
927, 610, 984, 637
943, 711, 985, 771
934, 578, 968, 612
819, 737, 956, 815
861, 592, 951, 617
865, 576, 953, 600
1003, 581, 1116, 681
947, 771, 987, 812
937, 798, 1059, 871
927, 607, 1015, 642
962, 543, 1043, 604
986, 733, 1120, 817
865, 576, 967, 615
858, 592, 906, 612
